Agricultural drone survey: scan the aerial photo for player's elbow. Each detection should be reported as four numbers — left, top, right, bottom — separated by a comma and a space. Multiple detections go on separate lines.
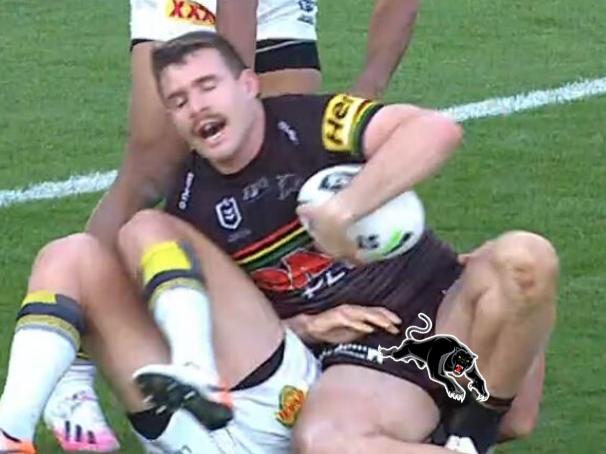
393, 106, 463, 159
422, 110, 463, 158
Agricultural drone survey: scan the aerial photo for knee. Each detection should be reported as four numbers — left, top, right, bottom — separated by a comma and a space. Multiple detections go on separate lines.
35, 233, 100, 271
118, 209, 172, 253
30, 233, 102, 293
490, 231, 559, 305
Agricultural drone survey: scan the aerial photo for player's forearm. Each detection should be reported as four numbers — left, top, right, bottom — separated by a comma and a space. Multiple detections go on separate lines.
86, 178, 162, 249
334, 112, 462, 224
216, 0, 258, 68
353, 0, 419, 99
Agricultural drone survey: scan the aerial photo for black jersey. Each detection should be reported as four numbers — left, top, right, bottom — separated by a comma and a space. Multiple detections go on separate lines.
165, 94, 458, 320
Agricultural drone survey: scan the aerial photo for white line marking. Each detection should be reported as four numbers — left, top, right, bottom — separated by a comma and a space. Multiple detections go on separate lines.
443, 77, 606, 122
1, 76, 606, 209
0, 171, 117, 208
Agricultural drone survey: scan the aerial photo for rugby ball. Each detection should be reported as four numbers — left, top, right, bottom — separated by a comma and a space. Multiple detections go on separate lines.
297, 164, 425, 263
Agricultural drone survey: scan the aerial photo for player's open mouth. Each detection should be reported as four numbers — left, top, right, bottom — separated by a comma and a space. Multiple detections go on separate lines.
196, 117, 227, 145
454, 364, 463, 374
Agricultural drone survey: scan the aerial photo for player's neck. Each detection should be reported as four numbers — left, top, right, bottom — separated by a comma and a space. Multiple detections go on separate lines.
212, 103, 265, 175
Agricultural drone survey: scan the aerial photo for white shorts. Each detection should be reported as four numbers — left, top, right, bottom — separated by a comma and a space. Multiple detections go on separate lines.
130, 0, 318, 43
210, 329, 320, 454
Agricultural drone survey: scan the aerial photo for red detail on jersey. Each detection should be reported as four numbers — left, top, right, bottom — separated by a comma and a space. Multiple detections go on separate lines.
252, 250, 334, 292
169, 0, 186, 18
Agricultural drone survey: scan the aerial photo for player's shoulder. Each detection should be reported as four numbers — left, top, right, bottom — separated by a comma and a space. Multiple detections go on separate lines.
262, 93, 379, 122
262, 93, 383, 153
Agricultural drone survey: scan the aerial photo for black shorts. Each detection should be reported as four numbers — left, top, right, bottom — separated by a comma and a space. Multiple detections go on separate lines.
130, 38, 321, 74
316, 243, 464, 412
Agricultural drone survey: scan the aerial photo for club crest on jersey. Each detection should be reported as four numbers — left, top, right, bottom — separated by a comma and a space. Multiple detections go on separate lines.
276, 385, 306, 428
215, 197, 242, 230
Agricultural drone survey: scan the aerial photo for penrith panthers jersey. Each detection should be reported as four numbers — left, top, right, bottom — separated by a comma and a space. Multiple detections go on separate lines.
165, 94, 458, 320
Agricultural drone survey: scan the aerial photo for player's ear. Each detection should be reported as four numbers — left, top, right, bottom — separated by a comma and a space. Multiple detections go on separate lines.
239, 68, 260, 99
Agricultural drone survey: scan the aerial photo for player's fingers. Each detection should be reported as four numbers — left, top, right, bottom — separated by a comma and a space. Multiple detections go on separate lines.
343, 306, 399, 334
337, 311, 375, 333
345, 319, 376, 334
361, 312, 399, 333
373, 307, 402, 325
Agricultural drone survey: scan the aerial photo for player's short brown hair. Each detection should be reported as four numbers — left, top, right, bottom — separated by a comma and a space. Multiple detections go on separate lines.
151, 31, 247, 87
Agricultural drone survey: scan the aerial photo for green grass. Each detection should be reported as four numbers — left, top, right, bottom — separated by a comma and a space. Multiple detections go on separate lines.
1, 0, 605, 452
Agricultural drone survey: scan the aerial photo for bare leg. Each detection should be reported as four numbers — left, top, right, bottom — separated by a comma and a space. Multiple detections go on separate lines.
293, 365, 454, 454
33, 233, 170, 411
118, 209, 284, 388
431, 231, 557, 450
437, 231, 557, 400
0, 233, 168, 447
258, 69, 322, 98
498, 353, 545, 440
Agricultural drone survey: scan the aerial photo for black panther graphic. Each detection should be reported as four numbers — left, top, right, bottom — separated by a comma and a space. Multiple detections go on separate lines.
378, 313, 489, 403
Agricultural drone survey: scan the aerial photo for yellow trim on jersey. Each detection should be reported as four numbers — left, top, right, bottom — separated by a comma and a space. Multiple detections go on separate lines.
21, 290, 56, 306
321, 94, 377, 153
237, 226, 307, 266
141, 241, 192, 286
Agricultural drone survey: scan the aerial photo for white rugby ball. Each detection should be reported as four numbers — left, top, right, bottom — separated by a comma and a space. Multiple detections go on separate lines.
297, 164, 425, 263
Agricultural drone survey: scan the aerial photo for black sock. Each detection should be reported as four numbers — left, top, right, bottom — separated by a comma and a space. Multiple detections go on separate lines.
439, 397, 513, 453
127, 407, 172, 440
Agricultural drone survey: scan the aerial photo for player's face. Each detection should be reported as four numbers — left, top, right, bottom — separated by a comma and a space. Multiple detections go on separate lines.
160, 48, 259, 165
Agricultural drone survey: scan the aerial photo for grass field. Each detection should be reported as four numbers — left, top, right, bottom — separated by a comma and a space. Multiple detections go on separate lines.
1, 0, 605, 452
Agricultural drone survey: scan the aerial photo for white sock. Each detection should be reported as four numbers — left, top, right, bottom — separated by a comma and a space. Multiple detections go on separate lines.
153, 287, 219, 380
0, 329, 76, 440
134, 409, 221, 454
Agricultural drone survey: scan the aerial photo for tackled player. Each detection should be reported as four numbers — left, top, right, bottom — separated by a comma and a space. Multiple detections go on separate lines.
43, 1, 421, 450
114, 32, 558, 453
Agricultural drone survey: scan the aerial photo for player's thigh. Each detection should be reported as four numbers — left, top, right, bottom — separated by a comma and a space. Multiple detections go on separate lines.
433, 242, 498, 342
124, 209, 285, 386
294, 365, 440, 448
259, 69, 322, 97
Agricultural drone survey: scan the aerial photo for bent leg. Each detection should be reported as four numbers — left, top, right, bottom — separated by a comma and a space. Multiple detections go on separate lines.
118, 209, 284, 388
437, 231, 557, 400
432, 231, 557, 449
0, 233, 169, 445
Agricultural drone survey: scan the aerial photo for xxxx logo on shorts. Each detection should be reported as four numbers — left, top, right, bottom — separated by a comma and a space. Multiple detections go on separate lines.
276, 385, 306, 428
165, 0, 216, 26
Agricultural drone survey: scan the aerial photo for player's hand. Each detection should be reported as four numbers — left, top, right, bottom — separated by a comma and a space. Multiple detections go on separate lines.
297, 200, 361, 264
304, 304, 401, 344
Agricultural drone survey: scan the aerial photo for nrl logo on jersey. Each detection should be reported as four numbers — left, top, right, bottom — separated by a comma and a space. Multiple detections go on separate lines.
215, 197, 242, 230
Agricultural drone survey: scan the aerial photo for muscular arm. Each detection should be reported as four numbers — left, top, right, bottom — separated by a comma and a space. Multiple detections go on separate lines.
328, 105, 462, 225
86, 149, 180, 248
216, 0, 259, 68
352, 0, 420, 99
86, 43, 189, 248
